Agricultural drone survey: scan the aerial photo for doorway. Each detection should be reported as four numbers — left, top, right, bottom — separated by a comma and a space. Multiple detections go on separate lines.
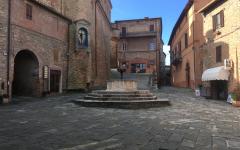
50, 70, 61, 93
185, 63, 190, 88
211, 80, 228, 100
13, 50, 39, 96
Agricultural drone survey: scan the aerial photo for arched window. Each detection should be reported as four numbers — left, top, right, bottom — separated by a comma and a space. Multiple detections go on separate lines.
77, 27, 88, 48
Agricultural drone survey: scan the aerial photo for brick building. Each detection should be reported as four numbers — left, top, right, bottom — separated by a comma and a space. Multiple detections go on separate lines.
62, 0, 112, 90
112, 18, 164, 85
0, 0, 112, 103
168, 0, 211, 89
200, 0, 240, 99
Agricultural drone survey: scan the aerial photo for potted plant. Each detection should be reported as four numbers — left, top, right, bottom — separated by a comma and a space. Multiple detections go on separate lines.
231, 88, 240, 107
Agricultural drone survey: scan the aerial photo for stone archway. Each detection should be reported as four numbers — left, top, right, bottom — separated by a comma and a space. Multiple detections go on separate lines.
12, 50, 39, 96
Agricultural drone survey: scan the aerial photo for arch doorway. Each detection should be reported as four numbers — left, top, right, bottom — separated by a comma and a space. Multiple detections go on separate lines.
12, 50, 39, 96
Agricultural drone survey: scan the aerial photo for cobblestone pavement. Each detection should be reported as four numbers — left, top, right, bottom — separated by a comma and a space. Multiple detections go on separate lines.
0, 87, 240, 150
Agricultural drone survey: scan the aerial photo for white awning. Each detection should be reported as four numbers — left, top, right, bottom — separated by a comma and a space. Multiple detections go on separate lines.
202, 66, 230, 81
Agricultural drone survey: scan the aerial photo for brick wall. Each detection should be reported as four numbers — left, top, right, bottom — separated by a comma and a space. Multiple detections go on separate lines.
203, 0, 240, 92
0, 0, 9, 95
63, 0, 112, 90
2, 0, 69, 97
113, 18, 163, 75
170, 0, 212, 89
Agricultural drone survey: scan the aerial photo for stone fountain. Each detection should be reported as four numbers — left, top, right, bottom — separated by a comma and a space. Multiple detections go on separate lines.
73, 79, 169, 109
73, 48, 169, 108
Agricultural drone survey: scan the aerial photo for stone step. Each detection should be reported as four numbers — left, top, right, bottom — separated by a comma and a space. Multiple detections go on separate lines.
88, 93, 155, 98
93, 90, 151, 95
73, 99, 170, 109
84, 96, 158, 101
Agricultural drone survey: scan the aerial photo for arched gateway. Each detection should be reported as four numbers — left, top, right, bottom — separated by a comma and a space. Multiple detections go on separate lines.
12, 50, 39, 96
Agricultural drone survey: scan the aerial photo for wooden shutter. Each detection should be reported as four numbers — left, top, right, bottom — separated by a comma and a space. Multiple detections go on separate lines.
212, 15, 216, 31
26, 4, 32, 20
216, 46, 222, 62
220, 10, 224, 27
185, 33, 188, 48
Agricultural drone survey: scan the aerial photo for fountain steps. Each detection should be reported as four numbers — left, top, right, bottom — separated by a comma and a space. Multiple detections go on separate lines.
73, 99, 170, 109
92, 90, 151, 95
84, 96, 157, 101
88, 93, 155, 98
73, 80, 170, 109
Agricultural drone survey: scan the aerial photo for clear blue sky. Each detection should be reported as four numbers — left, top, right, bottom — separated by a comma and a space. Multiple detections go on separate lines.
111, 0, 188, 44
111, 0, 188, 65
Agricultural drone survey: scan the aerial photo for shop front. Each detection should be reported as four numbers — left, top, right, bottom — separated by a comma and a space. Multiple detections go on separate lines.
201, 66, 230, 100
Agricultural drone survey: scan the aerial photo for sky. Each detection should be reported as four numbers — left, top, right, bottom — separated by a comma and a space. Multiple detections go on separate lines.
111, 0, 188, 65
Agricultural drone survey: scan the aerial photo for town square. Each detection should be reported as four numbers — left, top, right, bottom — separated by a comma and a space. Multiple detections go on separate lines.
0, 0, 240, 149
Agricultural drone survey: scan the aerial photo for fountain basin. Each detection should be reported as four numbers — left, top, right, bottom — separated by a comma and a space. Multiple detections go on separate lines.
107, 80, 137, 91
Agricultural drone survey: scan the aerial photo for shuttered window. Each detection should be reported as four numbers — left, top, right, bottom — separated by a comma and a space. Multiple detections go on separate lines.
26, 4, 32, 20
213, 10, 224, 31
216, 46, 222, 63
184, 33, 188, 48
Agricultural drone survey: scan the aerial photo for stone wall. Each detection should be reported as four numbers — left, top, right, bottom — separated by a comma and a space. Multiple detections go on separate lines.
0, 0, 9, 95
0, 0, 69, 98
63, 0, 112, 90
10, 25, 68, 95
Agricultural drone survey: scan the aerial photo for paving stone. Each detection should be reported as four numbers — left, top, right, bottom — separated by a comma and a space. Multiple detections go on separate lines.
181, 139, 195, 148
226, 139, 240, 149
0, 87, 239, 150
168, 133, 184, 142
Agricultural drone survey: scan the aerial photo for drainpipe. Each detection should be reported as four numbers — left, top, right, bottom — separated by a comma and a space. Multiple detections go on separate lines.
7, 0, 12, 99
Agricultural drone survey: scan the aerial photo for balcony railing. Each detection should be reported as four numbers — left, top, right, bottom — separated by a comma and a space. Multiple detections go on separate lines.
120, 31, 157, 38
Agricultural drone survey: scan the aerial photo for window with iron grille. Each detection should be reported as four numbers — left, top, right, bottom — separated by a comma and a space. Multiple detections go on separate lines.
26, 4, 32, 20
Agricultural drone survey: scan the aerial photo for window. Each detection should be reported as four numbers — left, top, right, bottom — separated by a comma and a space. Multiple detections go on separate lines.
149, 42, 156, 51
77, 28, 88, 48
149, 60, 155, 65
216, 46, 222, 63
26, 4, 32, 20
150, 24, 154, 32
213, 10, 224, 31
184, 33, 188, 48
122, 27, 127, 37
122, 42, 127, 51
